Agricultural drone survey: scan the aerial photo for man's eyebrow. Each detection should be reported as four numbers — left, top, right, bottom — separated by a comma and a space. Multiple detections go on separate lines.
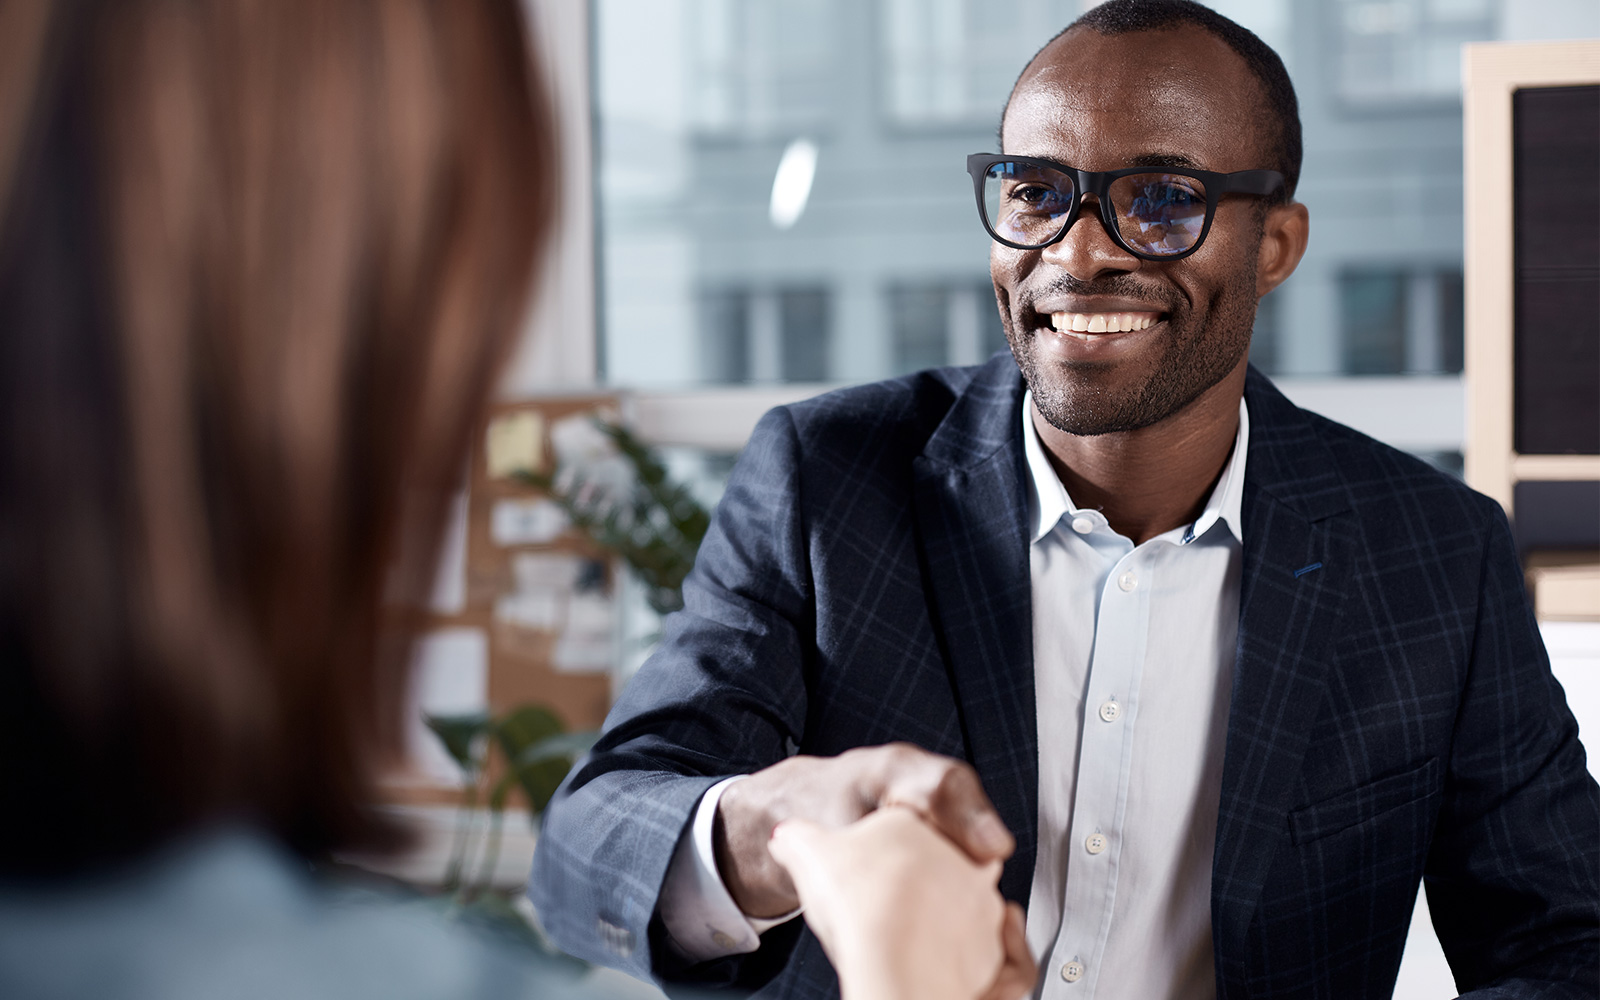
1129, 152, 1205, 169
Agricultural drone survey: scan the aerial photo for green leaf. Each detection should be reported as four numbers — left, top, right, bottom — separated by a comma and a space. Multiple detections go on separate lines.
510, 417, 712, 620
423, 712, 490, 773
511, 756, 573, 816
493, 704, 565, 759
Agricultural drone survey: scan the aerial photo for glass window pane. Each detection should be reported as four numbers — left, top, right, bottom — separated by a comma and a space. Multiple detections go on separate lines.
889, 285, 951, 375
593, 0, 1592, 390
1341, 270, 1408, 374
698, 288, 750, 383
595, 0, 1051, 389
780, 288, 831, 381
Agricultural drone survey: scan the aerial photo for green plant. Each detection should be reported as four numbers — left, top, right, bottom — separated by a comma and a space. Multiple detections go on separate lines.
423, 705, 596, 955
517, 419, 711, 615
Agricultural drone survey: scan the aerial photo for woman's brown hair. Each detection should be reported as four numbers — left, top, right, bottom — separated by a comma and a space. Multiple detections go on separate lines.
0, 0, 554, 873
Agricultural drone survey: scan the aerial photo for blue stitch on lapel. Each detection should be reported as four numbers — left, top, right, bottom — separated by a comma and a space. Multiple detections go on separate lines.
1294, 562, 1323, 578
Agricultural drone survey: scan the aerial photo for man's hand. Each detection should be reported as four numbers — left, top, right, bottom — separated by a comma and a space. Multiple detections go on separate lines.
768, 807, 1037, 1000
714, 742, 1015, 917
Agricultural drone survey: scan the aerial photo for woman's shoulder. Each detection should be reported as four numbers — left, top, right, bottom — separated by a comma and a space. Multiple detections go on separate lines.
0, 829, 613, 1000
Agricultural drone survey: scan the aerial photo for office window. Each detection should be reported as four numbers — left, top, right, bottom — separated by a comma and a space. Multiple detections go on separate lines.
595, 0, 1033, 388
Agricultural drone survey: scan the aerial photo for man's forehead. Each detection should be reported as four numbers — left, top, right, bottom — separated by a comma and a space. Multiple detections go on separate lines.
1003, 25, 1265, 167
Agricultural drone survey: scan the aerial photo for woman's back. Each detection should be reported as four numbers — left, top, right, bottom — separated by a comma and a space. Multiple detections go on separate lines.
0, 831, 572, 1000
0, 3, 642, 996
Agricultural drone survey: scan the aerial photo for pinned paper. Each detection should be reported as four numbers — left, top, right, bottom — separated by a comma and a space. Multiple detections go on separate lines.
486, 411, 545, 479
490, 498, 570, 546
509, 552, 583, 591
553, 634, 614, 673
553, 591, 615, 675
493, 552, 584, 632
408, 627, 488, 781
494, 589, 564, 632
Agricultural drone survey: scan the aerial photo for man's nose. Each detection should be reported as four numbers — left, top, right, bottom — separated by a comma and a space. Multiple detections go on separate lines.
1041, 195, 1141, 281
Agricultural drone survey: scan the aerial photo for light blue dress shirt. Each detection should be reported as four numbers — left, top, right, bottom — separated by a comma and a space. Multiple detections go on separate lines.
1022, 392, 1247, 1000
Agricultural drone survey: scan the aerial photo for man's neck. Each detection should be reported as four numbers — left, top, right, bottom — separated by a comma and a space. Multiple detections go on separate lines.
1032, 362, 1248, 546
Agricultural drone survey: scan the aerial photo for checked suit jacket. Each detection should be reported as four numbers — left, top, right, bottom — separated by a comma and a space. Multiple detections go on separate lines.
529, 356, 1599, 999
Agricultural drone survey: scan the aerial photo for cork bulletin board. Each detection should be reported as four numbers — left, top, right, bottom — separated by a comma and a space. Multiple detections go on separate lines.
385, 394, 622, 803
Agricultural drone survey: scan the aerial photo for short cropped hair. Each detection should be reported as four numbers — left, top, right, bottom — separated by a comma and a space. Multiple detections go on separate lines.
1005, 0, 1302, 201
0, 0, 553, 874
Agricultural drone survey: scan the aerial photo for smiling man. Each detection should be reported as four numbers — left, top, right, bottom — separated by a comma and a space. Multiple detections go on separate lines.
530, 3, 1599, 998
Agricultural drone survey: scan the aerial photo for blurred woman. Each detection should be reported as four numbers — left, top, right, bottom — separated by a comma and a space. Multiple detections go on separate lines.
0, 2, 1028, 998
0, 1, 575, 996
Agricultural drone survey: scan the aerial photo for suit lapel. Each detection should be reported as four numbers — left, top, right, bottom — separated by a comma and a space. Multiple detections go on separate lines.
911, 358, 1038, 906
1212, 370, 1357, 980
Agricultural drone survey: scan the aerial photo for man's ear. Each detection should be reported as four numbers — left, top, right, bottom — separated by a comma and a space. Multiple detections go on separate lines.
1256, 201, 1309, 298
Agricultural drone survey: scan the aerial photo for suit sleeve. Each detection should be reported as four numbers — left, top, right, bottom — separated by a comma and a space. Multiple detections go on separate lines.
1425, 504, 1599, 997
527, 406, 813, 989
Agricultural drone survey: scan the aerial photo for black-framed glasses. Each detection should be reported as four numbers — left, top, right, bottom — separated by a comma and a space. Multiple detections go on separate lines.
966, 153, 1284, 261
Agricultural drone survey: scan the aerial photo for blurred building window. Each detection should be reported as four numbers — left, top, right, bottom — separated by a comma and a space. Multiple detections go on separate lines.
691, 0, 836, 136
698, 288, 751, 383
695, 286, 833, 383
1334, 0, 1497, 104
889, 285, 951, 373
879, 0, 1081, 127
1339, 268, 1464, 375
780, 287, 832, 381
1250, 291, 1282, 375
887, 282, 1010, 376
1341, 270, 1409, 373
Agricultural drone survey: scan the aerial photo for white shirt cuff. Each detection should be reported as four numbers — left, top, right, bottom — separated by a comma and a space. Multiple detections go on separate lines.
658, 775, 802, 960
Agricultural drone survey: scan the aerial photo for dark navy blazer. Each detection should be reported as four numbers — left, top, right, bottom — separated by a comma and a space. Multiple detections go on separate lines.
530, 357, 1598, 999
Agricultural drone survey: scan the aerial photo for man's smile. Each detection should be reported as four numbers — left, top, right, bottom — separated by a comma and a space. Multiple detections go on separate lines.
1020, 294, 1172, 356
1049, 310, 1160, 335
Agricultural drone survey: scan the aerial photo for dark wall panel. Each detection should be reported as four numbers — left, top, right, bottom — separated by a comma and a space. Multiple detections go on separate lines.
1512, 84, 1600, 455
1513, 480, 1600, 553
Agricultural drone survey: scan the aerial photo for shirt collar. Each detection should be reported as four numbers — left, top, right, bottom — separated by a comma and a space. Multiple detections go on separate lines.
1022, 391, 1249, 546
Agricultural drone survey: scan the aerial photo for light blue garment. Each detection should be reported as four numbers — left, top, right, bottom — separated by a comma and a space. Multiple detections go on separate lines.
0, 828, 675, 1000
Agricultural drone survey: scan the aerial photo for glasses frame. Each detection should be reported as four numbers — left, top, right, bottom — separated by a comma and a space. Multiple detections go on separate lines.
965, 153, 1285, 262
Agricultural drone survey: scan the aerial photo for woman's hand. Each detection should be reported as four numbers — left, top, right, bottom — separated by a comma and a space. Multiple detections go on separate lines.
768, 806, 1037, 1000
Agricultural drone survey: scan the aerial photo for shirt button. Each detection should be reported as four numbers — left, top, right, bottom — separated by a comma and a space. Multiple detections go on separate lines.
1070, 515, 1093, 534
1098, 700, 1121, 723
1117, 570, 1138, 592
1062, 960, 1085, 982
1085, 833, 1107, 855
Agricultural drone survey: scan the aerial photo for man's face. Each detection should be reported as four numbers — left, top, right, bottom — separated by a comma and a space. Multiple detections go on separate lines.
994, 26, 1278, 436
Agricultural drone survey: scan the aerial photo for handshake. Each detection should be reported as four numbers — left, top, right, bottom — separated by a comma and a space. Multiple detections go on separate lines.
719, 744, 1039, 1000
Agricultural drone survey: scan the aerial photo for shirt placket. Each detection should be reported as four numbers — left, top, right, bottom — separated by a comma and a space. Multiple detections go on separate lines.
1047, 541, 1151, 995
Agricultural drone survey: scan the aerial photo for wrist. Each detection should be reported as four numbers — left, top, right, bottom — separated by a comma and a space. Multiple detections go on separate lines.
714, 785, 800, 917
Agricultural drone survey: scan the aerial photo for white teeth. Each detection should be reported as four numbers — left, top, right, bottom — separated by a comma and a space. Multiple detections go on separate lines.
1050, 311, 1159, 334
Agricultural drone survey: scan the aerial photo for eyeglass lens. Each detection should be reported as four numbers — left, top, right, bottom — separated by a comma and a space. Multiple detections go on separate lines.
981, 161, 1209, 256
